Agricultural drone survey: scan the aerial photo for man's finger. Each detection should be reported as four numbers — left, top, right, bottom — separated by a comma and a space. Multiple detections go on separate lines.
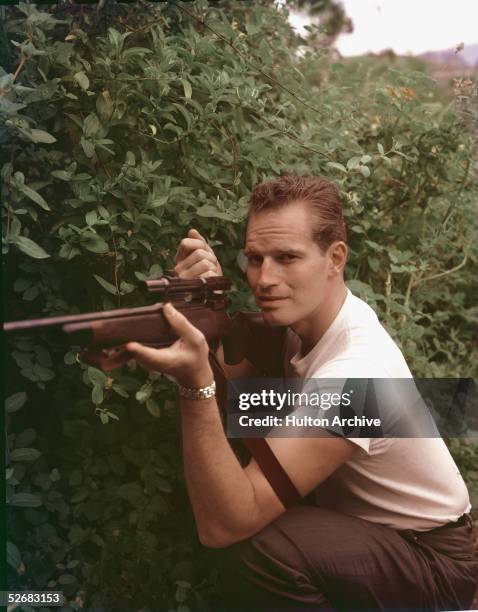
174, 238, 205, 264
199, 270, 218, 279
175, 260, 218, 279
125, 341, 178, 372
188, 228, 214, 254
162, 303, 206, 345
174, 249, 218, 277
188, 228, 207, 244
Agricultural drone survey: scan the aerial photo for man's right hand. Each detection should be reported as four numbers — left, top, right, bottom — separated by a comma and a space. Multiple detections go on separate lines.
174, 228, 223, 279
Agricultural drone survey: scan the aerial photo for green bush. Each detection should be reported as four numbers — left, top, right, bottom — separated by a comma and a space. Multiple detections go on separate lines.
3, 1, 477, 609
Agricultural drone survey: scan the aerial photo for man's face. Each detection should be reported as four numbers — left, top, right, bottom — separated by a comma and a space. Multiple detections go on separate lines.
245, 200, 334, 329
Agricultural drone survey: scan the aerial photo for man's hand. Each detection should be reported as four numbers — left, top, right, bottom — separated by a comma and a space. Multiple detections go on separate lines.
126, 303, 214, 388
174, 228, 223, 279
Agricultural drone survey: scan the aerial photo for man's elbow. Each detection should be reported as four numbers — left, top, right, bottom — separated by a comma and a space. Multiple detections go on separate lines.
197, 522, 255, 549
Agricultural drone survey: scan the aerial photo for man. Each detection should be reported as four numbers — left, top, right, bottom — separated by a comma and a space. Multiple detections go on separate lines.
126, 174, 477, 610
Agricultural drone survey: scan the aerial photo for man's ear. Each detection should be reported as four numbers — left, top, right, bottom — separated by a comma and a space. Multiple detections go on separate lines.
328, 241, 348, 276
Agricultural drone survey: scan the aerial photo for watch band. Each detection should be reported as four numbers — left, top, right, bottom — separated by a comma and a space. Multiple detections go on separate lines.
177, 380, 216, 400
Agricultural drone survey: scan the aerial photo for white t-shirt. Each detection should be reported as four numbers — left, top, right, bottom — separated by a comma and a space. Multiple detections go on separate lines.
283, 289, 471, 531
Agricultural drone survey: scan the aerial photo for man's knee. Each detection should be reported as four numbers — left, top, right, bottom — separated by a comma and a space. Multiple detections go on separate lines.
216, 514, 329, 609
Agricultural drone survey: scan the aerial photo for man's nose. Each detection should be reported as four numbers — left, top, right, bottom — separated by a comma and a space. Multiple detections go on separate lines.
257, 259, 279, 289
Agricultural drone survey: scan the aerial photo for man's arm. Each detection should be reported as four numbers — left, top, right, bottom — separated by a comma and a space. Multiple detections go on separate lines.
180, 394, 357, 548
127, 303, 357, 549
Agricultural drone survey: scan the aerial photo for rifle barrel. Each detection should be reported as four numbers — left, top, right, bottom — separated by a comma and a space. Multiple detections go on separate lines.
4, 276, 232, 334
3, 303, 163, 333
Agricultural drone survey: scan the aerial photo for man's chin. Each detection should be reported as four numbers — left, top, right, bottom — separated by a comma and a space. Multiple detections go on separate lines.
260, 309, 291, 326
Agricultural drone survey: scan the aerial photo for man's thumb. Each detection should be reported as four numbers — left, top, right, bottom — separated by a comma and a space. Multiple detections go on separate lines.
163, 303, 202, 341
188, 228, 205, 241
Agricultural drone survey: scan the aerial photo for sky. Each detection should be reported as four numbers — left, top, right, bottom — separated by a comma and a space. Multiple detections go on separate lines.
289, 0, 478, 56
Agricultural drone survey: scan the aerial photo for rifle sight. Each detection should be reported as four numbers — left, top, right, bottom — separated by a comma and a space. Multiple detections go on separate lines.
142, 275, 231, 295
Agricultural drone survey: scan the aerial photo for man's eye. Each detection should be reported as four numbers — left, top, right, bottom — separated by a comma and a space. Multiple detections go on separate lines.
278, 254, 297, 262
247, 255, 262, 265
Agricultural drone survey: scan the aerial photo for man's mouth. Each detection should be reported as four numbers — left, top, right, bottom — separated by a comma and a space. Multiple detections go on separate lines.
257, 297, 288, 306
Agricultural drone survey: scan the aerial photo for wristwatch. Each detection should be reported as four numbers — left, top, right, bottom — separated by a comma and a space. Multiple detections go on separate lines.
177, 380, 216, 400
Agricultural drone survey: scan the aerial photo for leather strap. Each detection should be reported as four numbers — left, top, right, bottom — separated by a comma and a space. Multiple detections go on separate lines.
240, 437, 302, 508
208, 351, 301, 509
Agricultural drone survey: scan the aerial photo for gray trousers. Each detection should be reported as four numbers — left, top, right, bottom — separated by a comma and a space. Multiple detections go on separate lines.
217, 506, 478, 611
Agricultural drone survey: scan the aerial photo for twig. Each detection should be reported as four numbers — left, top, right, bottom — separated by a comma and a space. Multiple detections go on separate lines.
112, 235, 121, 307
417, 250, 470, 284
12, 55, 26, 83
385, 271, 391, 316
441, 157, 472, 227
227, 129, 238, 183
399, 270, 422, 323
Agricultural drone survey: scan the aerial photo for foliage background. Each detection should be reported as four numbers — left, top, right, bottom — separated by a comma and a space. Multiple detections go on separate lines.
2, 1, 477, 610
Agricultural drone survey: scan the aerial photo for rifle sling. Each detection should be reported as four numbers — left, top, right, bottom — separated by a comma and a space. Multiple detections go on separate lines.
208, 351, 301, 509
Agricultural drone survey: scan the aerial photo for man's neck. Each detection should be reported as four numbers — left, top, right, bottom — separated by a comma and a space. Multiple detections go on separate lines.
293, 283, 348, 357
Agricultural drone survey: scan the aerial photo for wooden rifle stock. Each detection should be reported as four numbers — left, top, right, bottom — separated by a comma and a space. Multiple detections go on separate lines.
4, 275, 286, 373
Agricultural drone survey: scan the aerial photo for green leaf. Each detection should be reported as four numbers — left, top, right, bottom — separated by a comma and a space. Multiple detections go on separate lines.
80, 137, 95, 158
195, 205, 237, 222
86, 210, 98, 226
94, 274, 118, 295
50, 468, 61, 481
81, 233, 109, 253
30, 129, 56, 144
112, 384, 129, 398
364, 239, 383, 251
326, 162, 347, 173
146, 398, 161, 418
117, 481, 143, 503
368, 257, 380, 272
13, 236, 50, 259
58, 574, 77, 585
120, 281, 135, 294
136, 384, 152, 403
51, 170, 72, 181
15, 428, 36, 447
122, 46, 152, 58
96, 90, 114, 120
83, 113, 100, 138
181, 78, 192, 99
74, 70, 89, 90
7, 542, 22, 572
20, 184, 50, 210
92, 385, 104, 405
64, 351, 77, 365
87, 367, 107, 386
14, 278, 31, 292
6, 392, 27, 413
10, 448, 41, 462
8, 493, 42, 508
347, 156, 362, 171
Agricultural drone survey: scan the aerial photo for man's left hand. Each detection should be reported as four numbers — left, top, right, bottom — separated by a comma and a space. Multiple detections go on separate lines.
126, 303, 214, 389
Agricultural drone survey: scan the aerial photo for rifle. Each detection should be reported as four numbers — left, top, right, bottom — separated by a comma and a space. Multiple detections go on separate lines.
4, 273, 300, 508
3, 273, 285, 375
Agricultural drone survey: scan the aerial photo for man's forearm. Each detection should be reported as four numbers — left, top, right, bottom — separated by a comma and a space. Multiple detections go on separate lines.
179, 396, 257, 547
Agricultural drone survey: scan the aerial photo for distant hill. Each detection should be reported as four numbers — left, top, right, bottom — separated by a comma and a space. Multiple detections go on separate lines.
419, 43, 478, 67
